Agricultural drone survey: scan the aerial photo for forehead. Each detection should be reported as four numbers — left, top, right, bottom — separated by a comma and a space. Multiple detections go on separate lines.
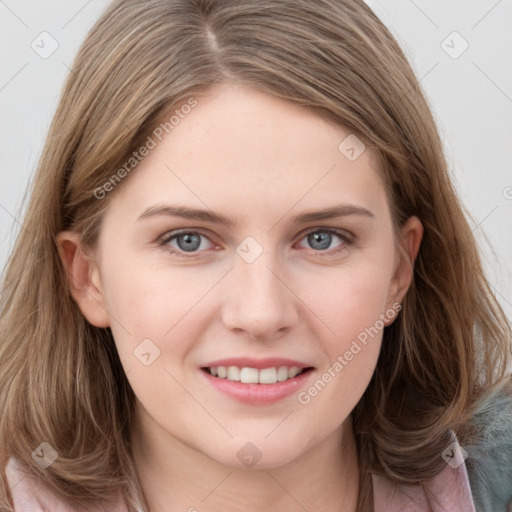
105, 83, 387, 222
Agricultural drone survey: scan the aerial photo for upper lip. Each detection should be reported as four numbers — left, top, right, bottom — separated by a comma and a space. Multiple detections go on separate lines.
201, 358, 313, 369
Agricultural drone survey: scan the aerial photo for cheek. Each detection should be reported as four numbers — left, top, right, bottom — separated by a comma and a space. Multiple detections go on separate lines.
101, 252, 202, 328
100, 254, 224, 368
294, 256, 394, 410
300, 257, 393, 348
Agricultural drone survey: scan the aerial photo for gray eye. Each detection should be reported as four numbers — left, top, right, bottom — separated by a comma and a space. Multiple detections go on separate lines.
307, 231, 333, 251
175, 233, 203, 252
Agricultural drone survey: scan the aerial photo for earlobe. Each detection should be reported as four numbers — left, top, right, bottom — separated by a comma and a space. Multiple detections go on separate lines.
385, 216, 423, 321
56, 231, 110, 328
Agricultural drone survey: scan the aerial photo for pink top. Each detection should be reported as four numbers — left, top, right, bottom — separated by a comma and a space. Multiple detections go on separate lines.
5, 455, 475, 511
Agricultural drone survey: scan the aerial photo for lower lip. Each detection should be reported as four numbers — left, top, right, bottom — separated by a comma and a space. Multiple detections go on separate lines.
200, 368, 314, 405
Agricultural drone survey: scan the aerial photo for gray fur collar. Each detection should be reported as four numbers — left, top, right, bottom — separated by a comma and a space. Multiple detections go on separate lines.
464, 381, 512, 511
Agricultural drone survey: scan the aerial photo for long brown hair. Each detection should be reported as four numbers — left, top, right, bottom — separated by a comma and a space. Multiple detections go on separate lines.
0, 1, 510, 510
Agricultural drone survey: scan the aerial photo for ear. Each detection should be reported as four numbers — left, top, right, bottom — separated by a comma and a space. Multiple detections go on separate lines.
56, 231, 110, 328
385, 216, 423, 323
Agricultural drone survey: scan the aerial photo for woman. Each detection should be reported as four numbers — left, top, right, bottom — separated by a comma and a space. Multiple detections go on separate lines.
0, 0, 511, 510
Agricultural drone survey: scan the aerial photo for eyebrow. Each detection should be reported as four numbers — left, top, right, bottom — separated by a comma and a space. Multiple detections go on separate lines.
137, 203, 374, 228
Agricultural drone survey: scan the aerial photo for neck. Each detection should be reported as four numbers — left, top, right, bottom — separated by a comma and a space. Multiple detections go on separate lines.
131, 405, 360, 512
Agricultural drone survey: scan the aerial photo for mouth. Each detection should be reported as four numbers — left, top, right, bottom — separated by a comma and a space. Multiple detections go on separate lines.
201, 365, 314, 384
199, 359, 315, 405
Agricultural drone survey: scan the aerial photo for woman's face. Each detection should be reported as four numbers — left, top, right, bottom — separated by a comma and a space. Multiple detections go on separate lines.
62, 82, 421, 469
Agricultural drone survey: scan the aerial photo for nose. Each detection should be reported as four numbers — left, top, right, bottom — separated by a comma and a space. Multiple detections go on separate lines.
221, 247, 299, 341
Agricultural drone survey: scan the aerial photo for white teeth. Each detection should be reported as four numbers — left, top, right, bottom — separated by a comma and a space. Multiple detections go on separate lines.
227, 366, 240, 381
207, 365, 306, 384
240, 367, 259, 384
259, 367, 277, 384
276, 366, 289, 381
288, 366, 300, 378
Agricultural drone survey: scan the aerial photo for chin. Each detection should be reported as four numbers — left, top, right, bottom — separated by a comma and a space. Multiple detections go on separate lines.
203, 436, 309, 471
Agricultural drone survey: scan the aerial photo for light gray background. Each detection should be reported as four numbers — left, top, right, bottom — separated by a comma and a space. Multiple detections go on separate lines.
1, 1, 511, 319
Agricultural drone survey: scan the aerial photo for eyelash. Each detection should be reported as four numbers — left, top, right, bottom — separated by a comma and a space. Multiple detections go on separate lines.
158, 227, 353, 258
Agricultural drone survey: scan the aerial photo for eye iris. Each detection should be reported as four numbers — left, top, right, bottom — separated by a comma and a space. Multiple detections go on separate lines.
176, 233, 201, 252
308, 231, 331, 250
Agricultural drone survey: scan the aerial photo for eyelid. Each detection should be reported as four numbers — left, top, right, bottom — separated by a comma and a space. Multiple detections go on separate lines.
295, 225, 354, 243
159, 228, 218, 248
294, 227, 353, 256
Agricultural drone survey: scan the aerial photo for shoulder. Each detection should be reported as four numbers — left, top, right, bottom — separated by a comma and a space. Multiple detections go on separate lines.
4, 456, 71, 512
372, 380, 512, 512
4, 456, 128, 512
372, 444, 475, 511
464, 380, 512, 512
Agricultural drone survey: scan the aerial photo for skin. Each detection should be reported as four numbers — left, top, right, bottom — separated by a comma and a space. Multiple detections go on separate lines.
57, 82, 423, 512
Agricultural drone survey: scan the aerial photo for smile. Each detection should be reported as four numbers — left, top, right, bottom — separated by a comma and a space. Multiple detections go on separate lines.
200, 358, 315, 405
204, 365, 307, 384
